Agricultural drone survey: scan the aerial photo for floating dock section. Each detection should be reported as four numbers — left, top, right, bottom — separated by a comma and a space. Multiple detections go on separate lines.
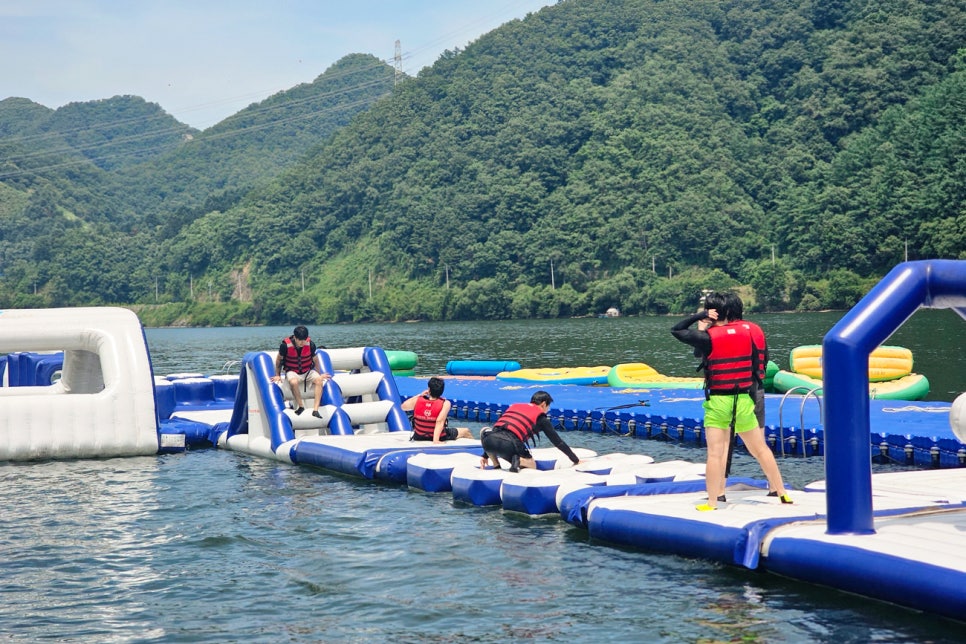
394, 376, 963, 468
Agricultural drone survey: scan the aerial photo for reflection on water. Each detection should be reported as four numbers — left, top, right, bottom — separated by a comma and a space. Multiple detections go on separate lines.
147, 309, 965, 400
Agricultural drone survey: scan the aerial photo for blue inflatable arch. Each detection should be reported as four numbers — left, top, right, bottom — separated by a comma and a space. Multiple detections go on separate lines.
823, 260, 966, 534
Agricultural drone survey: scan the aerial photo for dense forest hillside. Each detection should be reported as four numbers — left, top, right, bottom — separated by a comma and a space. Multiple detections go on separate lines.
0, 54, 395, 308
118, 53, 396, 224
0, 95, 191, 172
1, 0, 964, 326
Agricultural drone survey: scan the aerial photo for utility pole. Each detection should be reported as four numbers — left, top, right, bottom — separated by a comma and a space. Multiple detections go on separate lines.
445, 264, 450, 289
550, 258, 556, 290
394, 40, 403, 86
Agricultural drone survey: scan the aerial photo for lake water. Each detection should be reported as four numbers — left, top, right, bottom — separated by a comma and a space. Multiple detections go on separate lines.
147, 309, 966, 401
2, 313, 965, 641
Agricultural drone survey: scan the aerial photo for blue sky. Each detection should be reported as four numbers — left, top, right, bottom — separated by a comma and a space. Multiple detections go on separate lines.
1, 0, 554, 129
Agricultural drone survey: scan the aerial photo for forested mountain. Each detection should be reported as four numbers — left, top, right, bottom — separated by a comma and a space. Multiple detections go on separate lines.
0, 54, 395, 307
0, 95, 191, 172
1, 0, 964, 326
119, 53, 396, 226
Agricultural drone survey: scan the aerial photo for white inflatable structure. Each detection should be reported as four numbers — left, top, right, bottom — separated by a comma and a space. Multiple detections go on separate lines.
217, 346, 412, 464
0, 307, 159, 461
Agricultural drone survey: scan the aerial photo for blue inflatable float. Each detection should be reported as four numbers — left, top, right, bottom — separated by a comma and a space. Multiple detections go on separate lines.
445, 360, 521, 377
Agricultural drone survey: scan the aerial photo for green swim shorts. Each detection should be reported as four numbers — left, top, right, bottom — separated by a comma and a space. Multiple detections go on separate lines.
702, 393, 758, 433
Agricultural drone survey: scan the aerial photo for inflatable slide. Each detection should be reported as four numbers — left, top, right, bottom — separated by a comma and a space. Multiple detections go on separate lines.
213, 346, 480, 478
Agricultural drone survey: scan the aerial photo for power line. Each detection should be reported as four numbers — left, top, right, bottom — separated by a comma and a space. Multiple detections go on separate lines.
1, 2, 554, 178
0, 72, 393, 179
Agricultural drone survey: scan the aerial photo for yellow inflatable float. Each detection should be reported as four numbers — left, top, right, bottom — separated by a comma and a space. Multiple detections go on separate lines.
606, 363, 704, 389
775, 344, 928, 400
608, 361, 780, 390
496, 366, 611, 386
788, 345, 913, 382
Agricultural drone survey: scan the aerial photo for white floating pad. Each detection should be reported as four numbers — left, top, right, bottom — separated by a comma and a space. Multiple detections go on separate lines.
407, 452, 483, 492
574, 452, 654, 475
531, 446, 598, 470
501, 468, 607, 515
451, 465, 513, 506
555, 459, 707, 511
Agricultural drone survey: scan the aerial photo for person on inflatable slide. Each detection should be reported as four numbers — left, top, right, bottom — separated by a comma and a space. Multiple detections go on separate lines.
271, 325, 331, 418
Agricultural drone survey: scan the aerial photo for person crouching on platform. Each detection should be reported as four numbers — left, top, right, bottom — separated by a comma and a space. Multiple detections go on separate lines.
479, 391, 580, 472
402, 377, 473, 443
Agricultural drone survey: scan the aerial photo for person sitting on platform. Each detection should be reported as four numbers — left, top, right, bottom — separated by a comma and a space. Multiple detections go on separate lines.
402, 377, 472, 443
271, 325, 331, 418
479, 390, 580, 472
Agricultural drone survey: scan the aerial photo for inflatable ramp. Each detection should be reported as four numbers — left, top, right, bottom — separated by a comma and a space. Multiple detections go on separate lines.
215, 346, 480, 477
0, 307, 160, 461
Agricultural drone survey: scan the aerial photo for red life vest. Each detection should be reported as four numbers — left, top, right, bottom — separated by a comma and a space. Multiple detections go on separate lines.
494, 402, 544, 444
706, 324, 755, 394
738, 320, 767, 382
282, 337, 314, 374
412, 397, 446, 438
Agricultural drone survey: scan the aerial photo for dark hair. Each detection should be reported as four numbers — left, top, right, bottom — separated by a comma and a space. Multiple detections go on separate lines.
427, 376, 445, 398
703, 292, 728, 314
530, 391, 553, 406
292, 325, 309, 340
724, 292, 744, 320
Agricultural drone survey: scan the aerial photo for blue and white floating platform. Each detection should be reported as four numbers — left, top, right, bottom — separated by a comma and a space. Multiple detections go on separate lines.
394, 376, 965, 468
3, 260, 966, 624
207, 346, 485, 481
762, 511, 966, 618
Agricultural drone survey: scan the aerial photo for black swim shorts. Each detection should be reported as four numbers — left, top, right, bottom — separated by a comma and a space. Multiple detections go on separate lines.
480, 426, 531, 461
411, 425, 458, 441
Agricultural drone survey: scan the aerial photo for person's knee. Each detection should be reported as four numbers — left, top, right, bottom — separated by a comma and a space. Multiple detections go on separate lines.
707, 447, 727, 462
705, 436, 729, 459
740, 430, 765, 451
